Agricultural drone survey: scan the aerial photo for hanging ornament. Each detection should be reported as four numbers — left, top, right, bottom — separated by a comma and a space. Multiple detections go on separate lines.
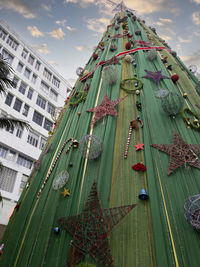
138, 189, 149, 200
110, 44, 117, 52
51, 107, 63, 122
134, 141, 144, 151
115, 24, 120, 30
93, 53, 98, 60
120, 77, 143, 93
135, 30, 141, 36
161, 92, 184, 117
76, 67, 83, 77
132, 163, 146, 171
124, 54, 133, 63
83, 70, 90, 76
54, 227, 60, 234
154, 88, 169, 98
184, 194, 200, 232
171, 73, 179, 83
147, 50, 157, 61
102, 65, 118, 85
52, 170, 69, 190
124, 120, 139, 159
125, 42, 132, 50
79, 135, 103, 159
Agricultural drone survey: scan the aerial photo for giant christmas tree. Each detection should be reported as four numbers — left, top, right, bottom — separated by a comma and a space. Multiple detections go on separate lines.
1, 3, 200, 267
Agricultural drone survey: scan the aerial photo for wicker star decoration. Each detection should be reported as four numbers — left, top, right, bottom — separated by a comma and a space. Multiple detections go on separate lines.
59, 181, 136, 267
151, 131, 200, 175
134, 39, 150, 47
142, 69, 170, 85
87, 94, 127, 125
104, 56, 121, 65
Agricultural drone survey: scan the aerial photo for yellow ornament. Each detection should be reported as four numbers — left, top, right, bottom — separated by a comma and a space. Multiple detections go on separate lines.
61, 188, 70, 197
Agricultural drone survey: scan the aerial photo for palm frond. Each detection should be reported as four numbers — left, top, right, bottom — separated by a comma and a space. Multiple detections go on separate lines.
0, 55, 13, 95
0, 117, 30, 131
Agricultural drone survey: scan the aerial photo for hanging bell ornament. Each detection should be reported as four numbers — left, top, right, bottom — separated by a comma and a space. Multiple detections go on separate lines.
54, 227, 60, 234
194, 118, 199, 125
136, 90, 140, 95
77, 112, 81, 116
138, 188, 149, 200
73, 140, 79, 148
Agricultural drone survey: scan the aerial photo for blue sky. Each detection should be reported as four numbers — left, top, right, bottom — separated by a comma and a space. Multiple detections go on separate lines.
0, 0, 200, 85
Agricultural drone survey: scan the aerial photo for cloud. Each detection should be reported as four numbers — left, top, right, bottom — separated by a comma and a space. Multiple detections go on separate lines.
159, 34, 172, 41
49, 28, 66, 40
32, 43, 50, 55
41, 4, 51, 11
87, 17, 110, 32
162, 27, 176, 35
64, 0, 95, 8
27, 26, 44, 37
66, 25, 77, 32
180, 50, 200, 68
48, 61, 58, 66
0, 0, 37, 18
178, 36, 192, 43
159, 18, 173, 23
74, 45, 91, 51
192, 12, 200, 25
56, 20, 67, 26
190, 0, 200, 4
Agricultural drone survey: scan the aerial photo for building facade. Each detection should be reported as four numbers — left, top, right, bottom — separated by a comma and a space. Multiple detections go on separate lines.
0, 20, 71, 226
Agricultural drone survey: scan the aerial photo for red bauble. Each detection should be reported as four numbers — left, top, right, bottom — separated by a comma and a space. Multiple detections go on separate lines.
125, 42, 132, 50
171, 73, 179, 83
93, 54, 98, 60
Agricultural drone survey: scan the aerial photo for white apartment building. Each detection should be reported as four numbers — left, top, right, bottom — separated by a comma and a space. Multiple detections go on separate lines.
0, 21, 71, 227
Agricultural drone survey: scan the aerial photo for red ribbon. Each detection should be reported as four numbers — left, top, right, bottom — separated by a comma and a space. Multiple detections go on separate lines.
80, 46, 171, 82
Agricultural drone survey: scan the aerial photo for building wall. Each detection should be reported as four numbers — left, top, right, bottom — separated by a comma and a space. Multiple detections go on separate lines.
0, 20, 71, 225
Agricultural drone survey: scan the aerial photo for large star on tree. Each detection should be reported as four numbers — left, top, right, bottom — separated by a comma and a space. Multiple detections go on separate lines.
134, 39, 150, 47
87, 94, 127, 125
151, 131, 200, 175
59, 181, 136, 267
142, 69, 170, 85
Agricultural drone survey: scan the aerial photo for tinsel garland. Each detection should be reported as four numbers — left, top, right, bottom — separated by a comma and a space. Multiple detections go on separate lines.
68, 91, 87, 106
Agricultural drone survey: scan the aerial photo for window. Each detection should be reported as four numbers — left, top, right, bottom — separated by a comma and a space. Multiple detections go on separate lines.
21, 49, 28, 59
1, 49, 14, 65
36, 95, 46, 109
6, 35, 19, 51
28, 54, 35, 65
16, 128, 23, 138
35, 60, 41, 71
17, 62, 24, 73
0, 145, 8, 159
0, 166, 17, 192
17, 154, 33, 169
5, 93, 14, 106
6, 126, 14, 134
44, 118, 53, 131
47, 102, 55, 115
13, 98, 22, 112
32, 111, 43, 126
19, 82, 27, 95
27, 88, 33, 100
49, 89, 58, 102
12, 76, 19, 88
0, 27, 7, 40
52, 76, 60, 88
40, 81, 49, 95
43, 68, 52, 81
18, 174, 29, 195
24, 68, 31, 79
22, 104, 29, 117
31, 74, 37, 84
27, 131, 39, 147
39, 137, 47, 150
7, 150, 16, 161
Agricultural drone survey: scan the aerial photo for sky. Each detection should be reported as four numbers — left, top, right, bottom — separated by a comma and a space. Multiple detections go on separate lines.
0, 0, 200, 86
